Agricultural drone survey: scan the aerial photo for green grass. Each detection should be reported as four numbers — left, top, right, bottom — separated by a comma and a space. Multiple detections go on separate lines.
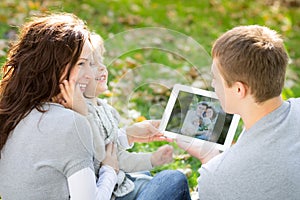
0, 0, 299, 192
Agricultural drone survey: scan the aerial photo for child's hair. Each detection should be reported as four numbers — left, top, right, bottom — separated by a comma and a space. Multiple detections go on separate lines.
90, 32, 105, 64
212, 25, 289, 103
0, 13, 90, 152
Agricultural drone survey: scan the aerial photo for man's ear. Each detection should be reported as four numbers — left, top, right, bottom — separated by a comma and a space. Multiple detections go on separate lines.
233, 81, 248, 99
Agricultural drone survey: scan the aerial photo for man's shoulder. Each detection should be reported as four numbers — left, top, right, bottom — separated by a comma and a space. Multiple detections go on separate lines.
285, 98, 300, 117
288, 97, 300, 105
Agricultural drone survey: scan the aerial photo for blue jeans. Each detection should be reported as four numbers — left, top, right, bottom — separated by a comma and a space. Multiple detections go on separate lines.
116, 170, 191, 200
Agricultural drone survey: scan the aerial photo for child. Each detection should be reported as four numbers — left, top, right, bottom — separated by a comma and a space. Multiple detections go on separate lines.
61, 33, 175, 199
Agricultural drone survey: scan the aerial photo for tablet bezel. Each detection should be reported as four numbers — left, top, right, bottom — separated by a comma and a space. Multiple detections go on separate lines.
159, 84, 240, 151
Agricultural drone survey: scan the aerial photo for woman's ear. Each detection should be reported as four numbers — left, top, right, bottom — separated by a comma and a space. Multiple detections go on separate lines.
234, 81, 248, 99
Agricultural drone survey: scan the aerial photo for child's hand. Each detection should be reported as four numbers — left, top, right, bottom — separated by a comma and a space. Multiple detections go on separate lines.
59, 80, 88, 116
150, 144, 174, 167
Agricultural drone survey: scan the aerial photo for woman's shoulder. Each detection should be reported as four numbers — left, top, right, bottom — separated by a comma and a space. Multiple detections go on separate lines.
13, 103, 93, 156
35, 103, 92, 136
41, 103, 94, 152
44, 103, 88, 121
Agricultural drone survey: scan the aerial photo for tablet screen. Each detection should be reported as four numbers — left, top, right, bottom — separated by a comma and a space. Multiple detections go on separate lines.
165, 90, 234, 145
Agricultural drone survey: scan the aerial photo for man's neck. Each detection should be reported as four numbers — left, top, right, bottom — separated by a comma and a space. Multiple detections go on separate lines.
241, 96, 283, 130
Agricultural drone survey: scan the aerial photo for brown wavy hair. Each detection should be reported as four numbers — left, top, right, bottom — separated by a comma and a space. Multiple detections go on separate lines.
0, 13, 90, 152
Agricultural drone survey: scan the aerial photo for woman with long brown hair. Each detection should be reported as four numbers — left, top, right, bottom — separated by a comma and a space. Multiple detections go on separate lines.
0, 13, 120, 199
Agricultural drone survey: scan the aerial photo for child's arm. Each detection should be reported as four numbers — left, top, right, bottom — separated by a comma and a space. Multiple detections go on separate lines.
117, 144, 173, 172
67, 143, 118, 200
59, 79, 88, 116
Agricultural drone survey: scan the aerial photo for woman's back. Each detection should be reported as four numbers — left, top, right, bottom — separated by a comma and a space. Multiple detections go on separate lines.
0, 103, 94, 199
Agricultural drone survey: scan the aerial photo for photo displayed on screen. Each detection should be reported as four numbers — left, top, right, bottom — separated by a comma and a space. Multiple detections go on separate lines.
165, 91, 233, 145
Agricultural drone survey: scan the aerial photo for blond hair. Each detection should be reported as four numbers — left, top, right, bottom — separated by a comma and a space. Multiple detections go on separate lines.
90, 33, 105, 64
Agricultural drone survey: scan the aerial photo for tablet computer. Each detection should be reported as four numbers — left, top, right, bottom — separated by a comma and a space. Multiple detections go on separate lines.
159, 84, 240, 151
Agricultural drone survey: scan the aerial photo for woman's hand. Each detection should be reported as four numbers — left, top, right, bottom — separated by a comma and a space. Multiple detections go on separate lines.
150, 144, 174, 167
102, 143, 119, 173
126, 120, 172, 144
58, 79, 88, 116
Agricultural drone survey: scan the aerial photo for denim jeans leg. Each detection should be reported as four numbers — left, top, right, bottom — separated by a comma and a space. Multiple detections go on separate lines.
116, 172, 153, 200
137, 170, 191, 200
